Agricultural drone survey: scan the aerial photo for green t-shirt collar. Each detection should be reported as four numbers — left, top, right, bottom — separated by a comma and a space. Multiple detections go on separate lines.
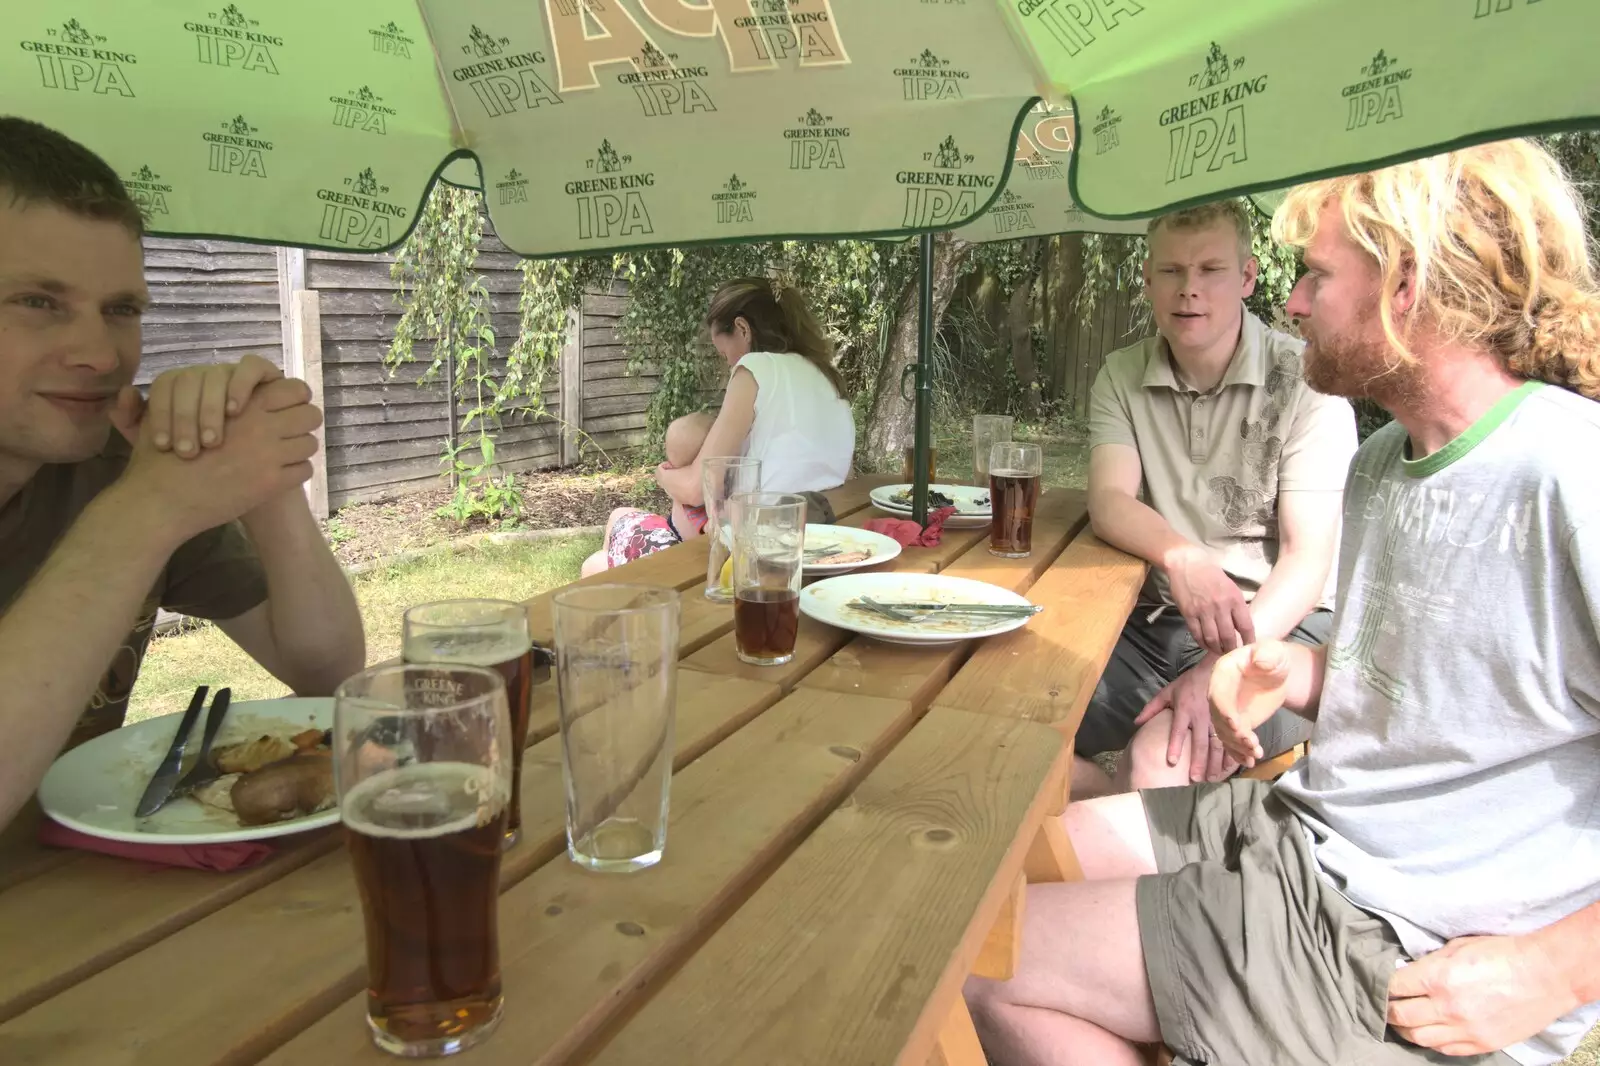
1402, 380, 1544, 478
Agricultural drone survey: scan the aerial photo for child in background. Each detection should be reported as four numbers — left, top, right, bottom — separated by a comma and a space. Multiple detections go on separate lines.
661, 411, 715, 540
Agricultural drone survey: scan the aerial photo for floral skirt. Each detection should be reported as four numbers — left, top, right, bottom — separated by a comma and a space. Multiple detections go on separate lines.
603, 505, 707, 568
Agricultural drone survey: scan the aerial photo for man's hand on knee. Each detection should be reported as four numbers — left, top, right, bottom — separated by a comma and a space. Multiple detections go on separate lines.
1132, 658, 1239, 784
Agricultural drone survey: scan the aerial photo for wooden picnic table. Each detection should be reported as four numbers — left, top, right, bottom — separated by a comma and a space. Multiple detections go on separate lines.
0, 474, 1146, 1066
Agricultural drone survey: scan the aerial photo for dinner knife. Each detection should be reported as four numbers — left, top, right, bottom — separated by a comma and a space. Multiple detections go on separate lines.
135, 685, 209, 818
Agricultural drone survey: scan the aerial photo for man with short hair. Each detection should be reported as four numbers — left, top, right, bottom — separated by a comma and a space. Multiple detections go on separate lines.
1076, 198, 1357, 797
0, 117, 365, 828
966, 139, 1600, 1066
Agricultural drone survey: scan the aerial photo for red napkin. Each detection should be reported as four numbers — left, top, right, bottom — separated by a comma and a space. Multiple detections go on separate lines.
38, 817, 275, 872
864, 505, 958, 547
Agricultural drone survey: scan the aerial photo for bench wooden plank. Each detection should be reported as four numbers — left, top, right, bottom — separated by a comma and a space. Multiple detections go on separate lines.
583, 708, 1064, 1066
933, 530, 1146, 738
261, 688, 921, 1066
0, 673, 781, 1066
0, 829, 337, 1026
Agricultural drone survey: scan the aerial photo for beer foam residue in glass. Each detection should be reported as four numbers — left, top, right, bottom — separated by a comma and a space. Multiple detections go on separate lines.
404, 633, 529, 668
344, 762, 506, 835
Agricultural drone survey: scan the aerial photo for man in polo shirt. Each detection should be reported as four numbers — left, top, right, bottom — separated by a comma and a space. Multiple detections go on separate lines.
1072, 200, 1357, 798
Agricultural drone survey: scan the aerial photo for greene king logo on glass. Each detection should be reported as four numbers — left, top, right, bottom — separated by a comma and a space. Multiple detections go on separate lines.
894, 49, 969, 101
567, 141, 655, 241
23, 18, 136, 97
497, 169, 530, 207
1161, 42, 1267, 185
784, 108, 849, 170
317, 168, 410, 248
126, 165, 173, 220
369, 20, 416, 59
1342, 50, 1411, 131
331, 86, 396, 136
898, 135, 995, 228
713, 173, 756, 226
204, 114, 273, 178
618, 41, 717, 118
184, 4, 282, 75
453, 23, 561, 118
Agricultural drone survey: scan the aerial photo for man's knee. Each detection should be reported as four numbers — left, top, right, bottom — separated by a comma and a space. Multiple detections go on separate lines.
1124, 712, 1193, 791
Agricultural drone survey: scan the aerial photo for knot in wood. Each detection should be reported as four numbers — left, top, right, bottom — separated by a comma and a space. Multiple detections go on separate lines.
545, 904, 564, 917
829, 745, 862, 762
918, 827, 959, 849
616, 921, 647, 937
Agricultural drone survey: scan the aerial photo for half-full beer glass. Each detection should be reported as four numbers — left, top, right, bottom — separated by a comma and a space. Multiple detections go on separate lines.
403, 599, 546, 848
334, 663, 512, 1058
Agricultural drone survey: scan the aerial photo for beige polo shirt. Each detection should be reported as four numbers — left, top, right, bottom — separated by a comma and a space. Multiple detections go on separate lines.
1088, 309, 1357, 610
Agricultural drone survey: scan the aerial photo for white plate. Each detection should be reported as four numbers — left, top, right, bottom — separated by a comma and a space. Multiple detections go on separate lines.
870, 483, 992, 529
800, 572, 1039, 646
803, 524, 903, 575
37, 697, 338, 845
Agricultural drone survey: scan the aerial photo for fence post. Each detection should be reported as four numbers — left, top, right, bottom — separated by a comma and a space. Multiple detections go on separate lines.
290, 289, 331, 520
558, 303, 583, 467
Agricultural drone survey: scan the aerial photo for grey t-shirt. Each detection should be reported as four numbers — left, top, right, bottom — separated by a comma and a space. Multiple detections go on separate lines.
1276, 382, 1600, 1066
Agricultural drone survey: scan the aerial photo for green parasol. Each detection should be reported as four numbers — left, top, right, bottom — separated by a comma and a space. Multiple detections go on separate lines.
7, 1, 1596, 256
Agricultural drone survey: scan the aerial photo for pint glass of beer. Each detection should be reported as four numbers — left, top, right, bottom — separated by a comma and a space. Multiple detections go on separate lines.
988, 442, 1043, 558
552, 585, 680, 872
971, 414, 1014, 486
403, 600, 543, 849
334, 663, 512, 1058
701, 457, 762, 603
729, 492, 807, 666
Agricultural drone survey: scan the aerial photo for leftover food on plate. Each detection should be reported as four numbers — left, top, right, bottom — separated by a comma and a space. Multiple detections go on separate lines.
826, 550, 872, 565
192, 728, 335, 827
889, 488, 954, 509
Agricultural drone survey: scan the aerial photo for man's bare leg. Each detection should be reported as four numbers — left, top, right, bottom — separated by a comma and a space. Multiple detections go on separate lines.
966, 793, 1161, 1065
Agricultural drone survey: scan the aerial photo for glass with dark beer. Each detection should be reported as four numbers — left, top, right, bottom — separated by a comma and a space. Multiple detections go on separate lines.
334, 662, 512, 1058
402, 599, 543, 849
729, 492, 807, 666
988, 441, 1043, 558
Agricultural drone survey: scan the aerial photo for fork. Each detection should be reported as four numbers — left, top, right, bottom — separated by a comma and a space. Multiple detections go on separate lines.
170, 687, 233, 799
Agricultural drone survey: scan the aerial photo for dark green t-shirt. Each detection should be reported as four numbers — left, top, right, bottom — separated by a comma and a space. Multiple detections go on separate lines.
0, 437, 267, 748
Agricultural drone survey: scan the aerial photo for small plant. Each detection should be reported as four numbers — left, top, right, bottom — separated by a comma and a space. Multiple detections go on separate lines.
437, 437, 524, 526
324, 516, 356, 546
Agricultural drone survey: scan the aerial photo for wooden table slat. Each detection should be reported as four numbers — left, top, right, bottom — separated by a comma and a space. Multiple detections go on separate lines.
0, 673, 782, 1066
933, 529, 1147, 736
262, 687, 921, 1066
936, 490, 1089, 594
582, 708, 1065, 1066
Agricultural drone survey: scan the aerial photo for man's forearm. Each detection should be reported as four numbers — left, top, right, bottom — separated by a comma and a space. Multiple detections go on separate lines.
1529, 899, 1600, 1007
1247, 548, 1332, 643
1279, 642, 1328, 719
243, 492, 364, 695
1088, 490, 1194, 571
0, 485, 179, 827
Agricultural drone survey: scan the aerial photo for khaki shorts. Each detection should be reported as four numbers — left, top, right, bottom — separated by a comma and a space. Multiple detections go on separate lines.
1135, 780, 1518, 1066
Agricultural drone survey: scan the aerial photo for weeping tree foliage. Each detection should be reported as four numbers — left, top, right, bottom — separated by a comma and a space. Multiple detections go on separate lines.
385, 185, 603, 522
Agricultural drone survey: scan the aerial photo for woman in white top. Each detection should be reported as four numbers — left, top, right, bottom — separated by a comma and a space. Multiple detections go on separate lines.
582, 278, 855, 574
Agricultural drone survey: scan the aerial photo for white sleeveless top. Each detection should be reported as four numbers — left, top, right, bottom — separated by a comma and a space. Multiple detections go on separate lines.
735, 351, 855, 493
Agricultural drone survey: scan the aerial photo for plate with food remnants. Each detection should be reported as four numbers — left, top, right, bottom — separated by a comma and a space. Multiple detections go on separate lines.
38, 697, 338, 844
802, 524, 902, 575
870, 484, 992, 529
800, 572, 1041, 646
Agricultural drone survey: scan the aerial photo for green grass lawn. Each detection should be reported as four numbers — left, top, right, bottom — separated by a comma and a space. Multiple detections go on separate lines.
128, 533, 599, 726
929, 418, 1090, 493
